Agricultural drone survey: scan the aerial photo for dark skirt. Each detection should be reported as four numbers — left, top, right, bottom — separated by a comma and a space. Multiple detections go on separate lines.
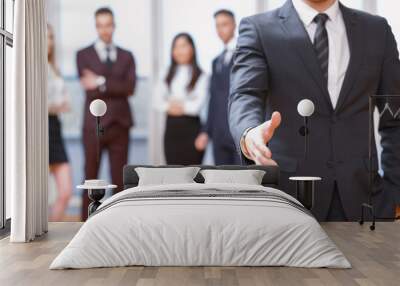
49, 115, 68, 164
164, 115, 204, 165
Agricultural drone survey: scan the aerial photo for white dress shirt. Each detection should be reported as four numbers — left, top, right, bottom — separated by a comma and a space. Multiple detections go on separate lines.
154, 65, 209, 116
223, 36, 237, 64
94, 39, 117, 62
93, 39, 117, 91
292, 0, 350, 109
47, 65, 70, 115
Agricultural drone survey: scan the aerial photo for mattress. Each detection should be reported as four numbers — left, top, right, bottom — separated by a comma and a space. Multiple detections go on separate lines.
50, 183, 351, 269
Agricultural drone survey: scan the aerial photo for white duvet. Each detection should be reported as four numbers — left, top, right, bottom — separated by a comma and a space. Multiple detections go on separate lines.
50, 183, 351, 269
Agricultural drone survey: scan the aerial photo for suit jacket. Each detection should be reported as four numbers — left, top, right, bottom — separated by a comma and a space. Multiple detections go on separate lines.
77, 44, 136, 131
229, 0, 400, 220
206, 53, 235, 148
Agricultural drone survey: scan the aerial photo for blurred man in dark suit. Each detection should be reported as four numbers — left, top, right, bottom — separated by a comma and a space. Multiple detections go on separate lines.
77, 7, 136, 221
229, 0, 400, 221
196, 9, 240, 165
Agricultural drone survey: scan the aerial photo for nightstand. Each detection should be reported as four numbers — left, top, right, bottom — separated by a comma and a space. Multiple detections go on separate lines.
77, 180, 117, 216
289, 177, 322, 210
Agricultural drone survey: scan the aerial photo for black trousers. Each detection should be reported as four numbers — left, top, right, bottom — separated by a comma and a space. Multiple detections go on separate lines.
326, 181, 348, 221
81, 123, 130, 221
164, 115, 204, 165
213, 141, 241, 165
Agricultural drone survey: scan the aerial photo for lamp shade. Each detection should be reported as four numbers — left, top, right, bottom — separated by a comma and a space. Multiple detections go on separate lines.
297, 99, 315, 117
89, 99, 107, 117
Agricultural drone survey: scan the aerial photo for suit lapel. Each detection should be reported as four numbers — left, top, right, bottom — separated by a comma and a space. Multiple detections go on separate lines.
113, 47, 121, 72
90, 45, 120, 76
334, 4, 363, 113
278, 0, 333, 112
89, 45, 107, 75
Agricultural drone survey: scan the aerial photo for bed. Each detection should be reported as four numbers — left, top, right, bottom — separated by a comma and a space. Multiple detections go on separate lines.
50, 165, 350, 269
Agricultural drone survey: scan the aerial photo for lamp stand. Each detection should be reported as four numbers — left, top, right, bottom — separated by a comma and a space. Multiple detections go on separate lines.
95, 116, 105, 165
298, 117, 310, 160
88, 188, 106, 216
304, 117, 309, 160
359, 95, 399, 230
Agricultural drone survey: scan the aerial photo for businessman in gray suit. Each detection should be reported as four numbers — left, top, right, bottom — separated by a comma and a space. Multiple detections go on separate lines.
229, 0, 400, 221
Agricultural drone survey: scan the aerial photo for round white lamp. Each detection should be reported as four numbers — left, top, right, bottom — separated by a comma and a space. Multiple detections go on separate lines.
89, 99, 107, 165
90, 99, 107, 117
297, 99, 315, 159
297, 99, 315, 117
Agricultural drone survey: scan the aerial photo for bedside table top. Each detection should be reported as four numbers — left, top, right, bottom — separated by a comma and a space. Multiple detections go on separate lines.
77, 184, 117, 190
289, 176, 322, 181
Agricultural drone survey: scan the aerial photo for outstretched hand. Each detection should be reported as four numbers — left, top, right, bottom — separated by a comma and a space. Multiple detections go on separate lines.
243, 111, 282, 165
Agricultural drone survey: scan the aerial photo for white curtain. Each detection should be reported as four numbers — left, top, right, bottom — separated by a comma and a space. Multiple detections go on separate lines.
7, 0, 48, 242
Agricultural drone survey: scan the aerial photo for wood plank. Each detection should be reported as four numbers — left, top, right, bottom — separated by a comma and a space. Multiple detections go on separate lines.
0, 222, 399, 286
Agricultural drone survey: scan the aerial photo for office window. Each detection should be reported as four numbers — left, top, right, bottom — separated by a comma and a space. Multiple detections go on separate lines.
5, 0, 13, 33
0, 0, 14, 230
4, 44, 11, 220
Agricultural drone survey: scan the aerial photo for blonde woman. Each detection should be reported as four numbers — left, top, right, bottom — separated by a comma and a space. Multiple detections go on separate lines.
47, 24, 72, 221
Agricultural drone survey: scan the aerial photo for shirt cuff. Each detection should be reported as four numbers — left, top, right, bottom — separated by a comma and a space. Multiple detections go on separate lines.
96, 76, 106, 93
240, 127, 255, 160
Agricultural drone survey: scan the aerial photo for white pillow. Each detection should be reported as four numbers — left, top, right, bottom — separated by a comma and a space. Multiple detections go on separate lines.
135, 167, 201, 186
200, 169, 266, 185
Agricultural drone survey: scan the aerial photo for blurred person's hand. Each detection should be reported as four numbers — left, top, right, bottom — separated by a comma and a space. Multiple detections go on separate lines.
81, 69, 101, 91
58, 100, 70, 113
195, 132, 208, 151
48, 100, 70, 115
242, 111, 281, 165
167, 100, 184, 116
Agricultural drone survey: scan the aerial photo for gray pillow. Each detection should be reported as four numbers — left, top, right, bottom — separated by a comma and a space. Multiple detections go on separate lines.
200, 169, 266, 185
135, 167, 201, 186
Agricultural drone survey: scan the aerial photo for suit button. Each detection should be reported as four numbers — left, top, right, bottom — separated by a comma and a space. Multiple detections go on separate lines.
327, 161, 334, 168
331, 116, 337, 124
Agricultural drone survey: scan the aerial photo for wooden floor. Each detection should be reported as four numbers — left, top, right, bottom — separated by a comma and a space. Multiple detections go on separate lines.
0, 222, 399, 286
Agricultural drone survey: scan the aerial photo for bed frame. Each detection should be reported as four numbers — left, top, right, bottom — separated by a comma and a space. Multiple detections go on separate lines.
123, 165, 280, 190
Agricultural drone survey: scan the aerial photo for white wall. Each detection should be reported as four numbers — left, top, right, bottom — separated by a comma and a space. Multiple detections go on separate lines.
377, 1, 400, 45
161, 0, 257, 74
58, 0, 152, 77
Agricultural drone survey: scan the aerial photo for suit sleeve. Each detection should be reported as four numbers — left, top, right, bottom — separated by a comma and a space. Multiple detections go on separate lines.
104, 52, 137, 97
205, 59, 218, 137
377, 19, 400, 205
76, 50, 86, 79
228, 17, 269, 165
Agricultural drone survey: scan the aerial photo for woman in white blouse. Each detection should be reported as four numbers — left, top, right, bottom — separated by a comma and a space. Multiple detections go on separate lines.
154, 33, 209, 164
47, 24, 72, 221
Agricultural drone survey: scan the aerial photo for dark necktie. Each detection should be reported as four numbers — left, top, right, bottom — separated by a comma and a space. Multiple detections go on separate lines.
313, 13, 329, 85
217, 49, 228, 71
105, 46, 113, 69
